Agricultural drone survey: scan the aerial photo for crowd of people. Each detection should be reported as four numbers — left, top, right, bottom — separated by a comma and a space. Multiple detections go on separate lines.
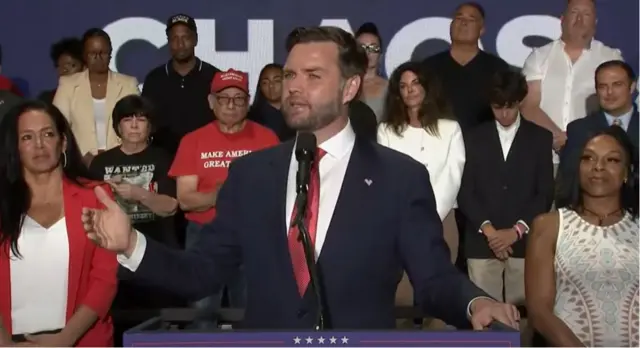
0, 0, 637, 347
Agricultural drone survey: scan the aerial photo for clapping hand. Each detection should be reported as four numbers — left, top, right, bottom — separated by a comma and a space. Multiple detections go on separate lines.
83, 186, 135, 254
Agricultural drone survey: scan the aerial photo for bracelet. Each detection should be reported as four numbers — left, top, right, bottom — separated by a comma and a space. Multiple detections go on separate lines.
513, 224, 524, 240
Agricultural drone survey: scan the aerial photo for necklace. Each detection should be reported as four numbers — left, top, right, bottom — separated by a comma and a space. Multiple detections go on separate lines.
582, 207, 622, 226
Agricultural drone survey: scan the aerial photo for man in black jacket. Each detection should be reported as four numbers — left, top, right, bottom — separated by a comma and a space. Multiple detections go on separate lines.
458, 70, 554, 305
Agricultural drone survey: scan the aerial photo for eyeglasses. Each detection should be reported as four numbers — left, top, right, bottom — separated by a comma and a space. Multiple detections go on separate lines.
216, 96, 248, 107
361, 44, 381, 54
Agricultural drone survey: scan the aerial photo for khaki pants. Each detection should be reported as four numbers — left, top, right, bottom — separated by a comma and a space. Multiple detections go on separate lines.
394, 211, 458, 306
467, 258, 525, 305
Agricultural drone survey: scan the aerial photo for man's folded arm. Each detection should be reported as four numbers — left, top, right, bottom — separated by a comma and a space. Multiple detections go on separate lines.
399, 163, 488, 329
117, 163, 244, 301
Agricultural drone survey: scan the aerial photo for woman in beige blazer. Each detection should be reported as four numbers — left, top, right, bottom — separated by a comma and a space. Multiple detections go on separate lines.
54, 28, 139, 164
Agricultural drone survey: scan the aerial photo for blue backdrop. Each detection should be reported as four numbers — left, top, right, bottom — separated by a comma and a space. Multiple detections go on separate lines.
0, 0, 637, 97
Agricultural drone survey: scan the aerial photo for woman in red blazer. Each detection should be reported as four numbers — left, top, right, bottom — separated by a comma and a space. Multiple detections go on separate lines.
0, 100, 118, 347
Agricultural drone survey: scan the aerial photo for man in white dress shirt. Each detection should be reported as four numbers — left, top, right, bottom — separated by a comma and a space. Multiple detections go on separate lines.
82, 26, 520, 330
520, 0, 623, 172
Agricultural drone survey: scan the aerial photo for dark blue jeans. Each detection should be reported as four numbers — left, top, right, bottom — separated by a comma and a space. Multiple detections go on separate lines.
186, 221, 246, 329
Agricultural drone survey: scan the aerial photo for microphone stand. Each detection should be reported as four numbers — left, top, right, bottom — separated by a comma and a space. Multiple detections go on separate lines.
293, 189, 328, 331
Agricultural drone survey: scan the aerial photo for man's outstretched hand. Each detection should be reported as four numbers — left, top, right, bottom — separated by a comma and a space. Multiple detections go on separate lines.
83, 185, 135, 256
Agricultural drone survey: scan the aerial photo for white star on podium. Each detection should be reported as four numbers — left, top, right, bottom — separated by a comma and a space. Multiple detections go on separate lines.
318, 336, 325, 344
293, 336, 301, 344
329, 336, 337, 344
305, 336, 314, 344
341, 336, 349, 344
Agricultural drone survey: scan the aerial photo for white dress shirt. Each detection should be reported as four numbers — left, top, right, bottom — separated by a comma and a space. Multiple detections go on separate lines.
10, 217, 69, 334
496, 116, 521, 160
377, 119, 465, 220
522, 39, 623, 163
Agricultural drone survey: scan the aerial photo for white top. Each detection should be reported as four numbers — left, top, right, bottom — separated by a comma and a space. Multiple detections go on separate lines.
554, 208, 639, 347
522, 39, 622, 163
92, 98, 107, 150
118, 120, 482, 315
10, 217, 69, 334
377, 119, 465, 220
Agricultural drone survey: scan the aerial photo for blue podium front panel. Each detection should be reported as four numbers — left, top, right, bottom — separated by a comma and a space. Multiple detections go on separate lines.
123, 330, 520, 347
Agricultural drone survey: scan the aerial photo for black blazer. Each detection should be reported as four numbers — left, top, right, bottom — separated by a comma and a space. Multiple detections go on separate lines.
560, 108, 639, 179
128, 136, 487, 329
458, 118, 554, 258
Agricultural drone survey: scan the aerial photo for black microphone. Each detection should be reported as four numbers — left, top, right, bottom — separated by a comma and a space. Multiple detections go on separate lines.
295, 132, 316, 195
292, 132, 329, 330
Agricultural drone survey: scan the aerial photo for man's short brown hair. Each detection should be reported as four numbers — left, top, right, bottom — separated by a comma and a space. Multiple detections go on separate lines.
285, 26, 368, 80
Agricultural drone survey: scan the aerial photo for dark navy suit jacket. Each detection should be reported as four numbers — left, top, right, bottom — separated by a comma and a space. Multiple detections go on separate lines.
131, 136, 487, 329
560, 108, 639, 179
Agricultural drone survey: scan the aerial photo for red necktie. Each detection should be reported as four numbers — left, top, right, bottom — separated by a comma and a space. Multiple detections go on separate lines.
288, 148, 327, 296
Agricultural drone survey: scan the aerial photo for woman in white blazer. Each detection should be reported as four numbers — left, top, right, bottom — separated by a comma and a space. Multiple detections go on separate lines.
378, 61, 465, 310
378, 62, 465, 256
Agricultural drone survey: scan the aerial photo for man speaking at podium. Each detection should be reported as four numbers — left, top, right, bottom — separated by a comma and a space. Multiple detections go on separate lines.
83, 26, 520, 331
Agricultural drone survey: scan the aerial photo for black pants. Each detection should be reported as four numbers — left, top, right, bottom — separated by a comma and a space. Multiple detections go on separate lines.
11, 329, 61, 343
454, 209, 468, 273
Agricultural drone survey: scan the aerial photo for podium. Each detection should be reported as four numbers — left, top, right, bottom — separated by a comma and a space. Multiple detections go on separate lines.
123, 308, 521, 347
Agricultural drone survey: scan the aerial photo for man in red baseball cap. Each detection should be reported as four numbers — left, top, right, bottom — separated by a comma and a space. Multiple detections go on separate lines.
168, 68, 279, 328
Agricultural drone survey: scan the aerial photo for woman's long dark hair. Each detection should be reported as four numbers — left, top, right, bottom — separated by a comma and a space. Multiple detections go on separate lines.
381, 61, 453, 136
0, 100, 97, 257
556, 126, 639, 219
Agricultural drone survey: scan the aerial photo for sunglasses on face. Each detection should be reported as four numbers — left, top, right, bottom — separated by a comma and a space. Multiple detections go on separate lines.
361, 44, 381, 54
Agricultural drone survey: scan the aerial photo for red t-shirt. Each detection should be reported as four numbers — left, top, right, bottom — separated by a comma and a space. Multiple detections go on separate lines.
169, 120, 280, 224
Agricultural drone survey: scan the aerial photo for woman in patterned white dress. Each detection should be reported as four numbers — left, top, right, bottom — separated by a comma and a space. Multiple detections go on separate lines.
525, 126, 639, 347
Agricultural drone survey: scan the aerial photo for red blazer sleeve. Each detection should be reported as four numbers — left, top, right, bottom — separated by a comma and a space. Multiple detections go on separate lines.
80, 183, 118, 318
